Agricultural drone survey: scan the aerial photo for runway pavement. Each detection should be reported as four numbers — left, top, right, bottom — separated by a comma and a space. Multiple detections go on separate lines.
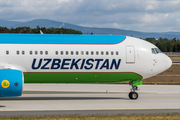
0, 84, 180, 117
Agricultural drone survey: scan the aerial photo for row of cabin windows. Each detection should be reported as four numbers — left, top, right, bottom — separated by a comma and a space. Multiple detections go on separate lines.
55, 51, 119, 55
6, 51, 48, 55
6, 51, 119, 55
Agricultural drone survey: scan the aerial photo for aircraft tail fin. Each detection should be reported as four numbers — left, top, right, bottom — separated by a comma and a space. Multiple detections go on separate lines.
40, 30, 43, 34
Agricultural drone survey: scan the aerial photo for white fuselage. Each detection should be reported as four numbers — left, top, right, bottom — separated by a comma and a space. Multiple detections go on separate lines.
0, 36, 172, 80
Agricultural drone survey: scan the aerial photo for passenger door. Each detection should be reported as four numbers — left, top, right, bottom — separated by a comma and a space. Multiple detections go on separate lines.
126, 46, 135, 63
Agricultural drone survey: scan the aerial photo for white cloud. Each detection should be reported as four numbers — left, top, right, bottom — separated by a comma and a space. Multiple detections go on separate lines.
142, 14, 158, 23
57, 0, 70, 4
112, 23, 123, 28
146, 5, 155, 10
0, 0, 180, 32
164, 13, 169, 17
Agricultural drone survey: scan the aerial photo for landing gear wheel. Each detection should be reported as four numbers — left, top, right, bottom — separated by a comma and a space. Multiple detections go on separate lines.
129, 92, 138, 100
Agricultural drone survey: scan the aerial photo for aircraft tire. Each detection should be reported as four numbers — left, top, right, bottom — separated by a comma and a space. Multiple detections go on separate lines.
129, 92, 138, 100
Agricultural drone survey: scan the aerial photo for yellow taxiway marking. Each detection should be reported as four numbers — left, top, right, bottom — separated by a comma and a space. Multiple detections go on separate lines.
0, 107, 180, 111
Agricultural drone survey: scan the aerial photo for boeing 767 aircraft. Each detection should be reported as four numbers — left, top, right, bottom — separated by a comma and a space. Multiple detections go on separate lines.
0, 34, 172, 99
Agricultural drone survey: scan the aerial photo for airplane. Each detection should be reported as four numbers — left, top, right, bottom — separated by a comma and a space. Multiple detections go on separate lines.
0, 34, 172, 100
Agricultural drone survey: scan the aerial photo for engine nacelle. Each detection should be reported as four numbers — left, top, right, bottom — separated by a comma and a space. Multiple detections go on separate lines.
0, 69, 23, 97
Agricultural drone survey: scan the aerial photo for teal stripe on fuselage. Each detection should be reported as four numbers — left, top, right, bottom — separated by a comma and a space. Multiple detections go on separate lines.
0, 34, 126, 44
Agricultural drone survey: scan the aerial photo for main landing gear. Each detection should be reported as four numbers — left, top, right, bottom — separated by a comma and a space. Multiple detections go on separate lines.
129, 82, 139, 100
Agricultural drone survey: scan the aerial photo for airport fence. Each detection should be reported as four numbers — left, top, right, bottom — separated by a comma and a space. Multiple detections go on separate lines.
164, 52, 180, 55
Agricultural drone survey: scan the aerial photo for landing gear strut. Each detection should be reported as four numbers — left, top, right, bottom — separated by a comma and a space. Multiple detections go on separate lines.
129, 82, 139, 100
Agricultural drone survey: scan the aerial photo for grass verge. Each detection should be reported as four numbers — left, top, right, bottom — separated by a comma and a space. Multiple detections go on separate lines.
116, 82, 180, 85
143, 82, 180, 85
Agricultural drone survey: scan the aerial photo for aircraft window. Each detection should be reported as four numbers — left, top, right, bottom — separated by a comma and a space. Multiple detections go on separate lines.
155, 48, 159, 53
22, 51, 25, 55
155, 48, 162, 53
96, 51, 99, 55
152, 48, 156, 54
45, 51, 48, 55
106, 51, 109, 55
6, 50, 9, 55
71, 51, 74, 55
17, 51, 19, 55
116, 51, 119, 55
86, 51, 89, 55
66, 51, 68, 55
81, 51, 84, 55
158, 49, 162, 53
40, 51, 43, 55
35, 51, 38, 55
111, 51, 114, 55
30, 51, 33, 55
61, 51, 63, 55
55, 51, 58, 55
101, 51, 104, 55
91, 51, 94, 55
76, 51, 79, 55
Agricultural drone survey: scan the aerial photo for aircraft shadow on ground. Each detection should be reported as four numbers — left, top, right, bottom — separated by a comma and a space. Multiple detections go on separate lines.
22, 91, 126, 94
0, 91, 130, 100
0, 97, 129, 100
0, 105, 5, 107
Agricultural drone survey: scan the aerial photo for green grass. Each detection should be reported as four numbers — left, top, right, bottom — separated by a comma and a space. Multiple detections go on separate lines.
0, 115, 180, 120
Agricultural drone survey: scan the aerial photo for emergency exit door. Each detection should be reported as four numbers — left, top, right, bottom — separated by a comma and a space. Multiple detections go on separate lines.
126, 46, 135, 63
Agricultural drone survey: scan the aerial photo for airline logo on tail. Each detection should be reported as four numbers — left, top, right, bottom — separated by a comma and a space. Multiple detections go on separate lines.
32, 58, 121, 70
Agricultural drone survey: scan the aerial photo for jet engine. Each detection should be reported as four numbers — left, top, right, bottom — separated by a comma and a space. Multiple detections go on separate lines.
0, 69, 23, 97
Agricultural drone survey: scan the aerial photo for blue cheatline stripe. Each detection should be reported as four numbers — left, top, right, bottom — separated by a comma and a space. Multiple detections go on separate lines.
0, 34, 126, 44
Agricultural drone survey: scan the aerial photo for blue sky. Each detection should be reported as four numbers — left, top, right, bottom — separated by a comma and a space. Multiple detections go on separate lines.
0, 0, 180, 32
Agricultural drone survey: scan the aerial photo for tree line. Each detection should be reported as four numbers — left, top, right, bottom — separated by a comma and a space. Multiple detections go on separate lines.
144, 37, 180, 52
0, 26, 82, 34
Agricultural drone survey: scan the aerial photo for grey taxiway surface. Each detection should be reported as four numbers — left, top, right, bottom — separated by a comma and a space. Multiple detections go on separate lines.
0, 84, 180, 117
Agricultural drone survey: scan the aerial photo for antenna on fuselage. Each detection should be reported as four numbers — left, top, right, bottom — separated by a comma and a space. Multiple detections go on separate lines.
40, 30, 44, 34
